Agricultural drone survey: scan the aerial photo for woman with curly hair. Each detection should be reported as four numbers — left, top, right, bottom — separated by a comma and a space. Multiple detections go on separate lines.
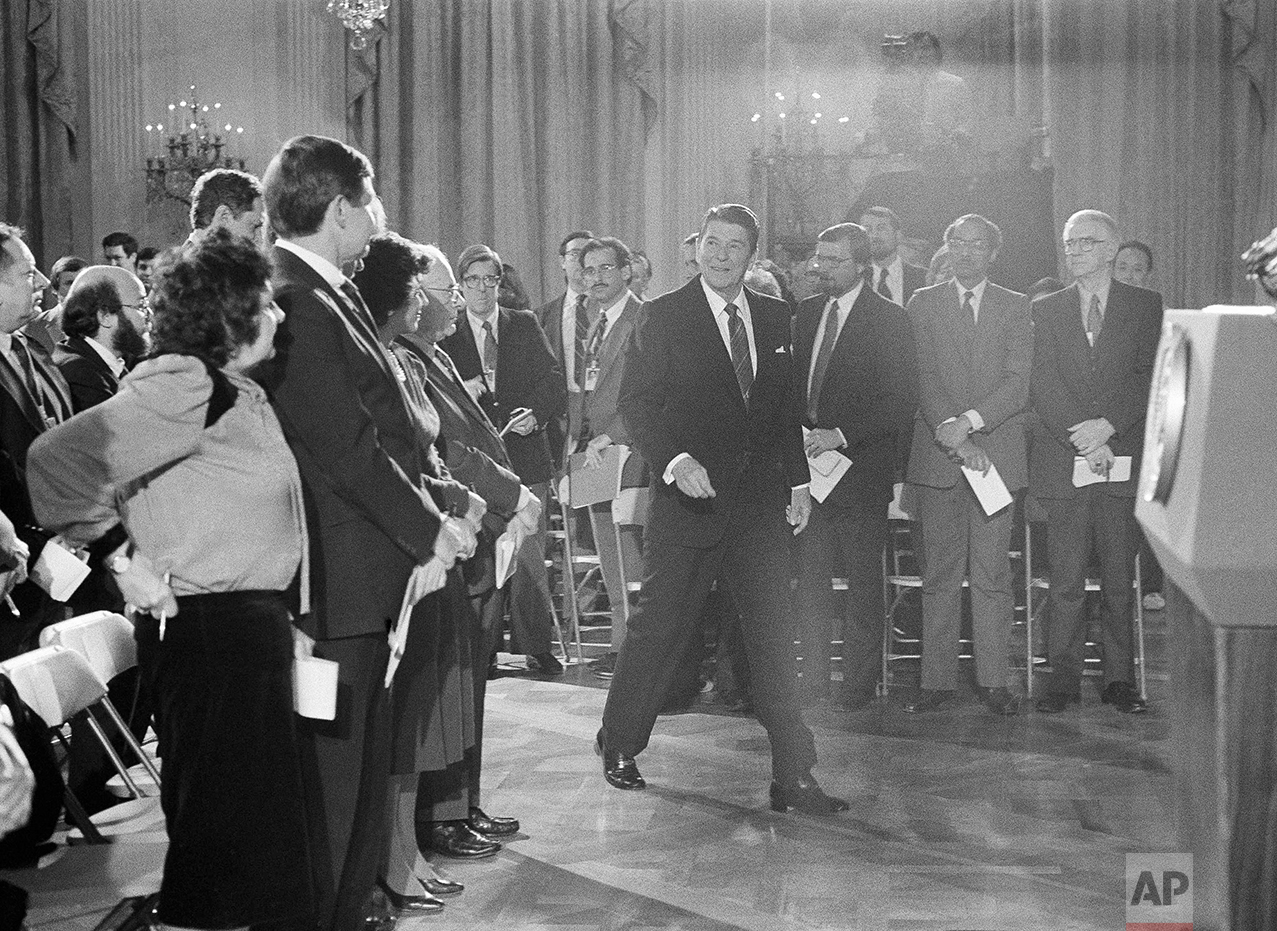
27, 229, 316, 931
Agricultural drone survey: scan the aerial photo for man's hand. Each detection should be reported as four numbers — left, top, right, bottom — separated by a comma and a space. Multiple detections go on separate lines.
671, 456, 715, 498
1069, 417, 1115, 455
1086, 443, 1116, 476
508, 410, 538, 436
803, 428, 842, 458
956, 440, 991, 475
935, 415, 972, 451
512, 487, 541, 536
291, 625, 316, 660
432, 516, 471, 569
0, 513, 27, 594
787, 486, 812, 535
114, 551, 180, 618
462, 376, 487, 404
583, 434, 612, 468
407, 557, 449, 605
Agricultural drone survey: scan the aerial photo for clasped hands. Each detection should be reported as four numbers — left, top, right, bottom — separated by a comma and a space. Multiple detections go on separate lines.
1069, 417, 1116, 475
581, 434, 612, 469
803, 428, 842, 458
670, 456, 810, 535
935, 415, 990, 476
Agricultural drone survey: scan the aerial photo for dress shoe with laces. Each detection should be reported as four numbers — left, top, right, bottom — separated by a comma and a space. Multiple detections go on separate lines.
981, 686, 1019, 716
902, 688, 952, 714
376, 876, 444, 913
1101, 681, 1148, 714
425, 821, 501, 859
1035, 690, 1077, 714
468, 806, 519, 837
769, 773, 849, 815
595, 729, 645, 790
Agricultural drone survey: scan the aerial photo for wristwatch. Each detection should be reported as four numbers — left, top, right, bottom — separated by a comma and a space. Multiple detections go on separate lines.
108, 552, 131, 575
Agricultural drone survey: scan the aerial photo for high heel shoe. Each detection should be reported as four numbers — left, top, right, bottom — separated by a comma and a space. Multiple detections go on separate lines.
376, 875, 445, 913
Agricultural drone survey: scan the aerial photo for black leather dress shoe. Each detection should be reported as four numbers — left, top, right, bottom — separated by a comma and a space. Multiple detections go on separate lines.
595, 729, 645, 790
362, 888, 399, 930
981, 686, 1019, 716
1101, 681, 1148, 714
902, 689, 952, 714
1035, 691, 1077, 714
425, 821, 501, 859
420, 873, 464, 896
468, 806, 519, 837
376, 876, 444, 913
769, 773, 850, 815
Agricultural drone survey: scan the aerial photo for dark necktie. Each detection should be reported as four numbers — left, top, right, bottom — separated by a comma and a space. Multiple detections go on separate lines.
877, 266, 892, 301
482, 321, 498, 391
963, 290, 975, 322
724, 302, 753, 402
11, 336, 64, 428
576, 316, 608, 443
574, 294, 592, 387
338, 279, 377, 333
1086, 294, 1103, 344
807, 299, 840, 422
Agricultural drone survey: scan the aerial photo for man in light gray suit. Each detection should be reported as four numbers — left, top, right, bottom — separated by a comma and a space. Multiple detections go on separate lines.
573, 236, 646, 678
903, 214, 1032, 716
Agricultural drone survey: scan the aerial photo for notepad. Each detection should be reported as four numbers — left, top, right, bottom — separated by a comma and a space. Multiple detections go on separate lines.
1072, 455, 1133, 487
559, 444, 629, 507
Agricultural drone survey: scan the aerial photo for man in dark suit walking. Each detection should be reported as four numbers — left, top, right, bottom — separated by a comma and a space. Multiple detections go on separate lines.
903, 214, 1033, 716
792, 222, 916, 708
54, 266, 149, 412
256, 135, 470, 931
599, 204, 845, 815
1030, 209, 1162, 716
0, 223, 73, 660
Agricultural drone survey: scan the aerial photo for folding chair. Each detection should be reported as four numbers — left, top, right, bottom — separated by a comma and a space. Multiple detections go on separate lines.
0, 646, 161, 843
40, 612, 161, 797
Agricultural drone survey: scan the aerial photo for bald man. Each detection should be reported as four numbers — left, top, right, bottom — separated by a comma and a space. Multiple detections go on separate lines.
54, 266, 149, 412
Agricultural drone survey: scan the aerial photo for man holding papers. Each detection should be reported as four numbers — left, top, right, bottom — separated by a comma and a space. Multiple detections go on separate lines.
792, 222, 916, 707
600, 204, 846, 816
1029, 210, 1162, 715
904, 214, 1032, 716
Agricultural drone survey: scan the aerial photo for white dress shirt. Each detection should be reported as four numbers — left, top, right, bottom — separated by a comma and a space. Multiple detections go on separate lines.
1077, 277, 1112, 346
700, 277, 756, 375
466, 308, 499, 372
275, 238, 347, 290
807, 281, 862, 447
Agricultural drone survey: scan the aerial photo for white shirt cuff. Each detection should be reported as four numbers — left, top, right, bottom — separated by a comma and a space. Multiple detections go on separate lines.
664, 452, 692, 484
962, 409, 985, 432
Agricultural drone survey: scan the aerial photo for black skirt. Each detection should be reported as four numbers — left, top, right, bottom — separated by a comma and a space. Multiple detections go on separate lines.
136, 591, 315, 930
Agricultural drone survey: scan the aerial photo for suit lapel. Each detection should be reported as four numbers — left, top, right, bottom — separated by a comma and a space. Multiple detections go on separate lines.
0, 349, 43, 431
690, 283, 746, 413
68, 337, 115, 382
596, 295, 638, 376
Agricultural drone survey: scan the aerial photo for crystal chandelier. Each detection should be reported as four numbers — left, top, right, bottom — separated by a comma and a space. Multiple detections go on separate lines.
328, 0, 389, 50
144, 85, 245, 207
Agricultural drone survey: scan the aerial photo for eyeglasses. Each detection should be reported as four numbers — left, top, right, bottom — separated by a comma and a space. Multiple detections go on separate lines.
122, 297, 152, 321
581, 264, 622, 278
427, 285, 464, 299
1063, 237, 1106, 254
462, 275, 502, 289
946, 238, 991, 253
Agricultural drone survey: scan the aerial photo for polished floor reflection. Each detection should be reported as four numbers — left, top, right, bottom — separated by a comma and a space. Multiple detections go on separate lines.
12, 633, 1174, 931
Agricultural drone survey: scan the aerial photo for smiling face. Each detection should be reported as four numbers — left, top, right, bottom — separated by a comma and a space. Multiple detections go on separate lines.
226, 285, 284, 372
697, 220, 754, 299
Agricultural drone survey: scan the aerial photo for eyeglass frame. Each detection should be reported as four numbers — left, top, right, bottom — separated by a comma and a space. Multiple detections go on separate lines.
461, 274, 503, 289
426, 285, 464, 300
1062, 237, 1108, 254
581, 263, 625, 279
945, 237, 993, 254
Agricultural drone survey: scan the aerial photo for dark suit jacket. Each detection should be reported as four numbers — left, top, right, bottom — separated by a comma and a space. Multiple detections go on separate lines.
255, 246, 443, 640
906, 280, 1033, 492
1029, 280, 1163, 499
872, 262, 927, 306
619, 277, 806, 549
534, 291, 570, 469
440, 306, 566, 486
793, 287, 917, 513
54, 337, 121, 413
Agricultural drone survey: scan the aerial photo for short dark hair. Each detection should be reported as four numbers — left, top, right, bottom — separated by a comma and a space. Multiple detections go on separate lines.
50, 255, 88, 282
559, 230, 595, 256
102, 232, 138, 256
1117, 239, 1155, 271
457, 243, 502, 282
61, 280, 120, 340
817, 222, 872, 266
149, 229, 273, 367
353, 232, 432, 328
190, 168, 264, 231
136, 247, 161, 264
944, 213, 1003, 252
581, 236, 632, 270
700, 204, 760, 255
859, 205, 901, 230
263, 135, 373, 239
498, 263, 532, 311
0, 223, 26, 279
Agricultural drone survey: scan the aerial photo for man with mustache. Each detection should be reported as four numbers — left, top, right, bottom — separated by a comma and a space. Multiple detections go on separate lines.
55, 265, 150, 412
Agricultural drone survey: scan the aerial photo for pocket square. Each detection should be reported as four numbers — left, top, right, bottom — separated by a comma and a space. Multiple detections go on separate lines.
774, 345, 787, 354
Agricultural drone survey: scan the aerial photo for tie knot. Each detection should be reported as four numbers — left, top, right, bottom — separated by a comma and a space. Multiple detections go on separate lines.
964, 291, 974, 304
483, 320, 494, 333
724, 302, 739, 319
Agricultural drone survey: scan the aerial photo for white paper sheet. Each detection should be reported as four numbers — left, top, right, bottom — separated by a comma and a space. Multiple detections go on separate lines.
802, 428, 852, 503
962, 462, 1014, 516
29, 539, 90, 602
494, 531, 519, 587
1072, 455, 1133, 487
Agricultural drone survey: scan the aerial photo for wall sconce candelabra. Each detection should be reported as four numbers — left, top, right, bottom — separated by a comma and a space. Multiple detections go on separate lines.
328, 0, 389, 50
145, 85, 245, 207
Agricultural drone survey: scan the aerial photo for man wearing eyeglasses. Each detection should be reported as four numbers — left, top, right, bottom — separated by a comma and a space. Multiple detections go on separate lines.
534, 230, 596, 469
792, 222, 916, 708
54, 265, 150, 412
903, 214, 1032, 716
1029, 209, 1162, 716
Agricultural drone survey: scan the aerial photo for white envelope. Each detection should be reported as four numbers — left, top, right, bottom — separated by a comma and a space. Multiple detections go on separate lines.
802, 427, 852, 503
962, 463, 1014, 516
1072, 455, 1133, 487
29, 539, 90, 602
494, 532, 519, 587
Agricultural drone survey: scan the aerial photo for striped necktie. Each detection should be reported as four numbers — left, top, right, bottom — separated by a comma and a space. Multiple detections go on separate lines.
724, 302, 753, 402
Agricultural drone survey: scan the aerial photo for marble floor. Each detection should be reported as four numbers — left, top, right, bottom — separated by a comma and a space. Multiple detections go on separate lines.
9, 632, 1176, 931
